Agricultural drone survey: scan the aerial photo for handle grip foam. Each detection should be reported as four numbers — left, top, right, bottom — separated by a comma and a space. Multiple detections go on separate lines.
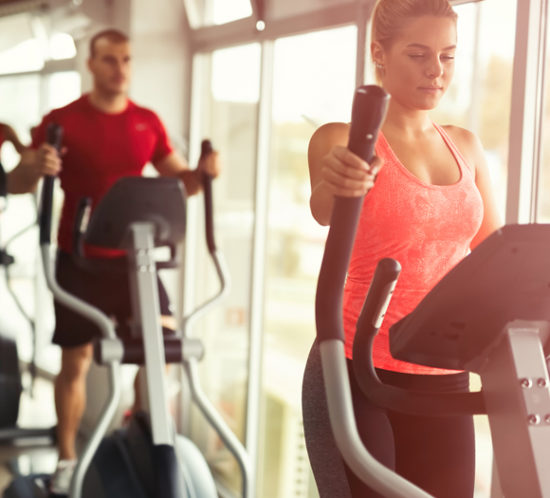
39, 123, 63, 245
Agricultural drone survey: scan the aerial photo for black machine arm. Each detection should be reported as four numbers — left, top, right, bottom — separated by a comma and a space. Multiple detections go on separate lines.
200, 139, 217, 254
72, 196, 92, 259
352, 260, 486, 415
39, 123, 63, 245
316, 85, 389, 342
316, 85, 434, 498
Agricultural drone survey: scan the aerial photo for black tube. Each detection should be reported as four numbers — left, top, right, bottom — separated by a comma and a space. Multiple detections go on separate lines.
39, 123, 63, 245
200, 139, 217, 253
72, 196, 92, 258
152, 444, 185, 498
0, 161, 6, 199
352, 259, 486, 415
315, 85, 390, 342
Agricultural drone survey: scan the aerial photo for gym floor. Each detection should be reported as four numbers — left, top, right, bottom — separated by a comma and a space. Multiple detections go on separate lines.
0, 373, 58, 495
0, 372, 494, 497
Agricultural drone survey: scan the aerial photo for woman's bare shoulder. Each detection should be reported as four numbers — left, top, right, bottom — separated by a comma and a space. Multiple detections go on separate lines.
310, 122, 349, 144
441, 124, 485, 171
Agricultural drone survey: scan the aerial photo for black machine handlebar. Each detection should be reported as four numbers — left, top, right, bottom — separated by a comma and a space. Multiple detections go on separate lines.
352, 263, 486, 414
200, 139, 217, 254
315, 85, 390, 343
39, 123, 63, 245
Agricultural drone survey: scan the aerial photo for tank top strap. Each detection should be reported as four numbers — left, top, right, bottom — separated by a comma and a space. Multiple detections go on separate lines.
432, 122, 474, 180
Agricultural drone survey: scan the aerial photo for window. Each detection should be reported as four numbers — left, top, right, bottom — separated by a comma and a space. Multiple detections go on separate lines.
186, 42, 261, 495
430, 0, 516, 221
537, 4, 550, 221
184, 0, 253, 28
259, 25, 357, 498
0, 69, 81, 373
431, 2, 516, 493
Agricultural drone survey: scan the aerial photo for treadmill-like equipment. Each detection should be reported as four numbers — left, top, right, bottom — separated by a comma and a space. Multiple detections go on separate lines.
4, 124, 251, 498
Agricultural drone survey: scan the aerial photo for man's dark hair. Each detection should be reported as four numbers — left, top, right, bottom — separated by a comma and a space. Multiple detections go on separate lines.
89, 29, 129, 58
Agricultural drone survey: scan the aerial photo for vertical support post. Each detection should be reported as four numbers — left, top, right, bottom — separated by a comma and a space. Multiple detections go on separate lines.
506, 0, 549, 223
127, 223, 173, 446
479, 320, 550, 497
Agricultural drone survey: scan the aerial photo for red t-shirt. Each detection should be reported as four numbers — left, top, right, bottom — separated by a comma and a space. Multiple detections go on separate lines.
32, 95, 173, 256
343, 124, 484, 375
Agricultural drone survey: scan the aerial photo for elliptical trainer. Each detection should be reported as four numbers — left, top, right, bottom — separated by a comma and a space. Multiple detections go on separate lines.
4, 124, 251, 498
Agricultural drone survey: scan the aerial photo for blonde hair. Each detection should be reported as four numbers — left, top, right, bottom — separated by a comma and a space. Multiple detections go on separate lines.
371, 0, 458, 80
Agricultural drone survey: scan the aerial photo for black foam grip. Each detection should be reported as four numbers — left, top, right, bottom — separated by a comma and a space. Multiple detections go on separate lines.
347, 85, 390, 162
39, 123, 63, 245
72, 196, 92, 257
0, 161, 6, 199
200, 139, 216, 253
316, 85, 389, 342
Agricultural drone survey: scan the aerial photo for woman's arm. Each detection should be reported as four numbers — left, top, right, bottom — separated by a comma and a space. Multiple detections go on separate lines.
308, 122, 381, 226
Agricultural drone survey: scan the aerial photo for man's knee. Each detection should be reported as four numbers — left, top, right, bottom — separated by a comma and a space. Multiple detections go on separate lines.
59, 343, 94, 382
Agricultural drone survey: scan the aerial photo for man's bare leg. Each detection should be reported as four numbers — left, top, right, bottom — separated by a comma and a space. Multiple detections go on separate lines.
54, 343, 94, 460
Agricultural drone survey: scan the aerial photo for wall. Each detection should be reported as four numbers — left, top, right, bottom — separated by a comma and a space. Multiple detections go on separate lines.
73, 0, 192, 149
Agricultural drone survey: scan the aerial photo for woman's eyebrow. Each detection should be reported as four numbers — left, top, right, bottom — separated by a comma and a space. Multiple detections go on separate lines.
406, 43, 457, 50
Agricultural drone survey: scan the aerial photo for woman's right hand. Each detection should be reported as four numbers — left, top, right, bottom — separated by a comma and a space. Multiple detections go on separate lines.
320, 144, 382, 198
308, 122, 383, 226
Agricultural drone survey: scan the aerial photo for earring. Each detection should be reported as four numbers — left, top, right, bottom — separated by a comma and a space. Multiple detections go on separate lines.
375, 62, 384, 70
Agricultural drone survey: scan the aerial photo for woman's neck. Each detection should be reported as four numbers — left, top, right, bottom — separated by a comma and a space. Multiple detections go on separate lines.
382, 101, 433, 140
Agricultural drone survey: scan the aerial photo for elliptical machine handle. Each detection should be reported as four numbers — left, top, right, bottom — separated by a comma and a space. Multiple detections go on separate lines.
316, 85, 389, 342
316, 86, 435, 498
39, 123, 63, 245
200, 139, 217, 253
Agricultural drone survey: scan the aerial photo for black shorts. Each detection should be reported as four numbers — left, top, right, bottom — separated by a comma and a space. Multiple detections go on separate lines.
53, 251, 173, 348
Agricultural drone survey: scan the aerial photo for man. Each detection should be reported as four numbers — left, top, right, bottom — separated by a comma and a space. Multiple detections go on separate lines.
12, 28, 220, 495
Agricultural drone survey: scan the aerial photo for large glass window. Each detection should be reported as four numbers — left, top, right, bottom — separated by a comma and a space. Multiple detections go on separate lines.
258, 25, 357, 498
537, 5, 550, 221
422, 2, 516, 495
188, 1, 521, 497
184, 0, 253, 28
429, 0, 516, 221
0, 68, 81, 374
186, 43, 261, 496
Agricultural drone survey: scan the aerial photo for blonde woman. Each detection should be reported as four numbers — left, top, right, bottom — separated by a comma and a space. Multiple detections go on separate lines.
302, 0, 501, 496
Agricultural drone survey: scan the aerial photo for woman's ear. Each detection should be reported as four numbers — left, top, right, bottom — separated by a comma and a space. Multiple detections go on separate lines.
371, 41, 385, 68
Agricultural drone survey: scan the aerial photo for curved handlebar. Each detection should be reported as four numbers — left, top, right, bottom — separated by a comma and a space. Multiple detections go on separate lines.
316, 86, 390, 342
39, 123, 63, 245
200, 139, 217, 254
352, 259, 486, 415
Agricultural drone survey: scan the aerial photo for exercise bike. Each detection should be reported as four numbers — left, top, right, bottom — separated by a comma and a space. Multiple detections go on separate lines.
313, 85, 550, 497
4, 125, 251, 498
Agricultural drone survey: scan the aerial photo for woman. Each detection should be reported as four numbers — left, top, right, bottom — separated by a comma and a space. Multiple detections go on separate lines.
302, 0, 502, 497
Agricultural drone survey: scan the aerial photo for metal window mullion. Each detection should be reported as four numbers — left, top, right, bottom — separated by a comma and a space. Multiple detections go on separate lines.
530, 0, 549, 222
245, 39, 274, 498
506, 0, 547, 224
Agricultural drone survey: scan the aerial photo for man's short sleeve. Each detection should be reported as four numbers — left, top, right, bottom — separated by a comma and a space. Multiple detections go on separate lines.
150, 113, 174, 164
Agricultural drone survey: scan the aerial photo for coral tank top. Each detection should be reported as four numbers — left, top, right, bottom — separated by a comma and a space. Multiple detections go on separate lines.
342, 123, 484, 374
